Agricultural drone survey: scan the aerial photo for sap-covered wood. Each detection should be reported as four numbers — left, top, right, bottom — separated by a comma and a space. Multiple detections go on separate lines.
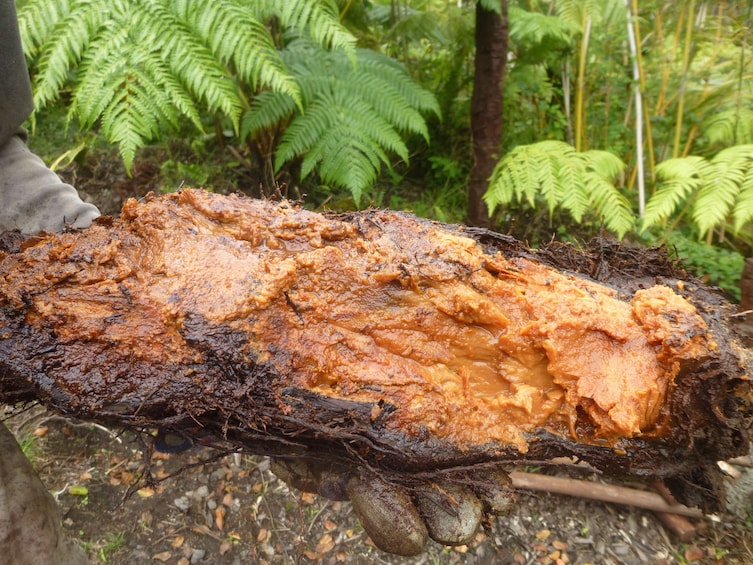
0, 190, 716, 453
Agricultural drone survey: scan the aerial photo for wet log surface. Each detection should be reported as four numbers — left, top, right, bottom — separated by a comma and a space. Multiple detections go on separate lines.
0, 189, 750, 508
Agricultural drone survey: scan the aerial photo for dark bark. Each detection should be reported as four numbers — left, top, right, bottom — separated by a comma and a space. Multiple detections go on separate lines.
0, 190, 750, 510
468, 0, 509, 227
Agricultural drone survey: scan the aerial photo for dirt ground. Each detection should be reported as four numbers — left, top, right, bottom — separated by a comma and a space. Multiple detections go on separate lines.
5, 147, 753, 564
6, 405, 753, 565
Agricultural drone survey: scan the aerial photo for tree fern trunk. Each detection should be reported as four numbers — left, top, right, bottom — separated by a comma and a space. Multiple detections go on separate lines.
468, 0, 508, 228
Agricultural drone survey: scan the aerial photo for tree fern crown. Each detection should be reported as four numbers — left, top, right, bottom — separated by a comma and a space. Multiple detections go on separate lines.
242, 39, 440, 205
17, 0, 354, 171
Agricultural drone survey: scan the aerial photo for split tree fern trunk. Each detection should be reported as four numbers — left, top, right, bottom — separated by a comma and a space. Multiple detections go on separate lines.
0, 190, 749, 509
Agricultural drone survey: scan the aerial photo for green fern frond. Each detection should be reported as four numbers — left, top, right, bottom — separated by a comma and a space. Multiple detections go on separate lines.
279, 43, 439, 138
486, 142, 547, 209
693, 146, 751, 236
554, 0, 624, 33
579, 150, 632, 236
69, 26, 130, 128
554, 0, 586, 30
585, 176, 633, 237
26, 3, 106, 109
486, 141, 633, 237
240, 92, 297, 140
99, 84, 155, 168
16, 0, 72, 58
173, 0, 299, 105
476, 0, 502, 14
643, 148, 753, 237
555, 145, 593, 222
703, 108, 753, 147
535, 145, 577, 217
583, 149, 626, 179
253, 0, 356, 55
353, 49, 440, 139
276, 90, 403, 204
710, 145, 753, 232
19, 0, 355, 169
369, 4, 448, 47
275, 99, 338, 166
508, 4, 577, 47
642, 157, 708, 229
244, 39, 439, 203
733, 164, 753, 231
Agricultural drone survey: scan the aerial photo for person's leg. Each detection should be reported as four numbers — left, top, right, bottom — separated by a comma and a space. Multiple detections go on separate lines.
0, 131, 97, 563
0, 422, 87, 565
0, 133, 99, 234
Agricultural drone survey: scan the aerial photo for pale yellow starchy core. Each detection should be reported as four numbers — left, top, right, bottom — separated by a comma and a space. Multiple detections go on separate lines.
3, 190, 717, 452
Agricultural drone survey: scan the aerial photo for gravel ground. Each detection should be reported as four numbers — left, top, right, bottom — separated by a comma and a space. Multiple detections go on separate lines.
5, 405, 752, 565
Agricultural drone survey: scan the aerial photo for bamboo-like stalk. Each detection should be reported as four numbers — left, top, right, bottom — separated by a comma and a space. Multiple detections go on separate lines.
673, 0, 697, 159
509, 472, 705, 519
574, 15, 591, 152
734, 2, 753, 145
625, 0, 645, 217
632, 0, 655, 183
563, 58, 573, 145
653, 9, 667, 115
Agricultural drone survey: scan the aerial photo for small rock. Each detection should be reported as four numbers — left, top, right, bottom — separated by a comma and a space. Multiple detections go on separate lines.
131, 548, 150, 561
196, 485, 209, 498
174, 496, 191, 512
612, 542, 631, 556
207, 499, 217, 510
211, 467, 228, 481
190, 548, 206, 563
595, 540, 606, 554
260, 543, 275, 557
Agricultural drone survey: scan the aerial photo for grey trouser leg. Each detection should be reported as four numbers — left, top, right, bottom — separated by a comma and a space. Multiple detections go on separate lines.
0, 131, 94, 563
0, 423, 88, 565
0, 134, 99, 234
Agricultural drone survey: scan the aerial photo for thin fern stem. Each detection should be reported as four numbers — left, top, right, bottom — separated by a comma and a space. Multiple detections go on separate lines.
682, 125, 697, 158
339, 0, 353, 21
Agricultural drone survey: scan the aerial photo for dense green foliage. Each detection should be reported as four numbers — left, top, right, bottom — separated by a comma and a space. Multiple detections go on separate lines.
17, 0, 438, 202
241, 39, 439, 205
19, 0, 326, 166
643, 146, 753, 237
485, 141, 633, 238
668, 233, 746, 301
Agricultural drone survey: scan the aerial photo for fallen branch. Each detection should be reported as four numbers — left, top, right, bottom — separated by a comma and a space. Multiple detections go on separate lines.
509, 471, 704, 519
651, 480, 697, 541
